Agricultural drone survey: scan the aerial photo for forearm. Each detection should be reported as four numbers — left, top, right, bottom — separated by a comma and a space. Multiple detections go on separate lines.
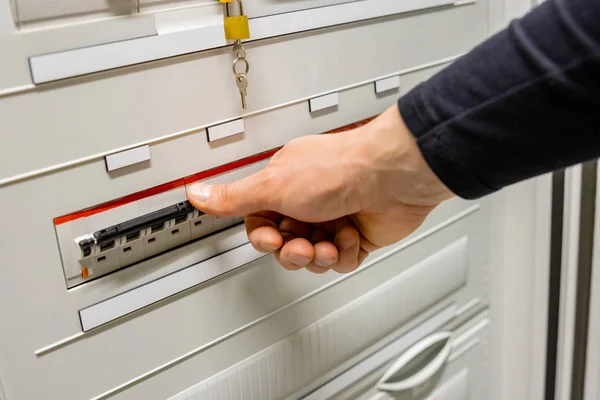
398, 0, 600, 199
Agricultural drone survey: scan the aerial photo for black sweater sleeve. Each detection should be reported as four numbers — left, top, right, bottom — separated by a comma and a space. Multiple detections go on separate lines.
397, 0, 600, 199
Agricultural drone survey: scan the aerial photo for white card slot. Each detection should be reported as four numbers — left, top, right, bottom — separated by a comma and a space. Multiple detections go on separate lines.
374, 75, 400, 94
206, 119, 245, 142
79, 242, 264, 331
249, 0, 455, 41
28, 23, 225, 84
309, 92, 339, 113
105, 145, 151, 172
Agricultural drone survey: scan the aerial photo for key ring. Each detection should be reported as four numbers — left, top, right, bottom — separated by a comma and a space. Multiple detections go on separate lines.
232, 57, 250, 77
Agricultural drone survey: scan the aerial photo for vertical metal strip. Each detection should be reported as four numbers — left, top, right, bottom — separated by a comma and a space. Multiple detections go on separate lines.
571, 161, 597, 400
545, 170, 565, 400
584, 162, 600, 400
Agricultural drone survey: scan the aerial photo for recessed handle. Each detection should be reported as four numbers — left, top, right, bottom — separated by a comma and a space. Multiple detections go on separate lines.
376, 331, 452, 393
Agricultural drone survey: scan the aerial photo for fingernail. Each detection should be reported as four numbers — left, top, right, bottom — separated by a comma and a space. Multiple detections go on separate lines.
288, 253, 311, 267
315, 259, 334, 268
257, 241, 280, 252
188, 183, 213, 202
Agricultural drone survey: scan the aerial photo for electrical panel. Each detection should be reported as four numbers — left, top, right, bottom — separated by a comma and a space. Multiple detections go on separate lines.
0, 0, 548, 399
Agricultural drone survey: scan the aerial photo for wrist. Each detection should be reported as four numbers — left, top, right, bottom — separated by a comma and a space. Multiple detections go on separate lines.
346, 105, 455, 209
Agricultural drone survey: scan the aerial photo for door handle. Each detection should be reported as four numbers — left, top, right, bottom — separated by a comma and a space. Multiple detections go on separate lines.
376, 331, 452, 393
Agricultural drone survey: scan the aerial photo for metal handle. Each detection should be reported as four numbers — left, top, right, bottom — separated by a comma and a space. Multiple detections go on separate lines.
376, 331, 452, 393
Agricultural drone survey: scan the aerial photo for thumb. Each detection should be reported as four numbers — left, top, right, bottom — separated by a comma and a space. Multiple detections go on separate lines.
186, 171, 272, 217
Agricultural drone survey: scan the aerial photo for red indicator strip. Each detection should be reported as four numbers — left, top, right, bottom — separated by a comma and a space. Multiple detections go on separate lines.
53, 149, 278, 226
326, 116, 375, 133
53, 116, 377, 226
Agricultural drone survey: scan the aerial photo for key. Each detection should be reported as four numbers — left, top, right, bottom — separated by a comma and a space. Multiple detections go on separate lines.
236, 75, 248, 109
232, 41, 246, 59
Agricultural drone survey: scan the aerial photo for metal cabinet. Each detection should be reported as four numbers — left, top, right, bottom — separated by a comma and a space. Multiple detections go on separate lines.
0, 0, 575, 399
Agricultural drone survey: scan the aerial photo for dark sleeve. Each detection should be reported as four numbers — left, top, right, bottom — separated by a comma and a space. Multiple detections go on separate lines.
397, 0, 600, 199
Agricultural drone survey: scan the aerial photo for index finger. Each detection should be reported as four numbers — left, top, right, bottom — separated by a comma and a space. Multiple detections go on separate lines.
245, 211, 284, 253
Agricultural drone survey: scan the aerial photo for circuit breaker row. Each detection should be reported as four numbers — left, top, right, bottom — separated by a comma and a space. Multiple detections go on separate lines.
75, 201, 243, 279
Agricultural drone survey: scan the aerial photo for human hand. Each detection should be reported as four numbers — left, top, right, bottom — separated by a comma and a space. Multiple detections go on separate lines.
187, 105, 454, 274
